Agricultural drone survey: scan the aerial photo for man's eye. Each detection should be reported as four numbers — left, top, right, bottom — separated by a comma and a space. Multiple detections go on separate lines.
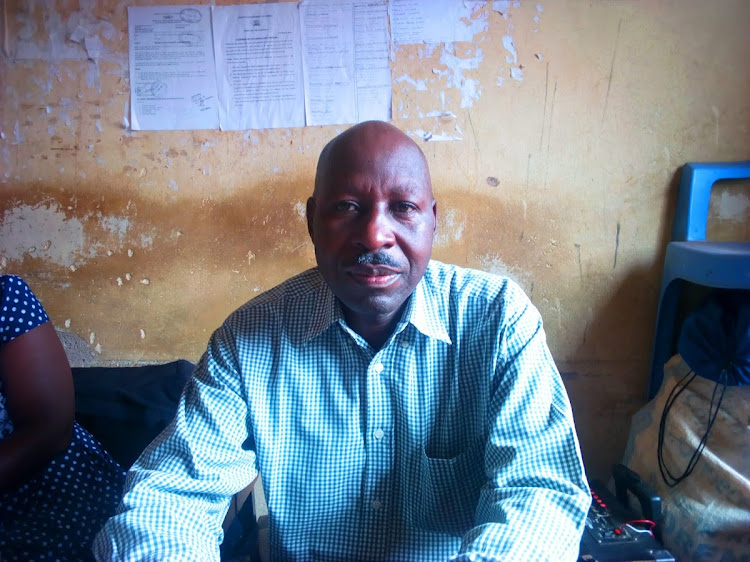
334, 202, 358, 213
393, 202, 416, 214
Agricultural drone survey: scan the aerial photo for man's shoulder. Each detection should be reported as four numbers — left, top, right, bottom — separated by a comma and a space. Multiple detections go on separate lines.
423, 260, 527, 304
227, 268, 328, 323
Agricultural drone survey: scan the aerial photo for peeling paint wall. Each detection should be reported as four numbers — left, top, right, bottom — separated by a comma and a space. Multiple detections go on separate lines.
1, 0, 749, 480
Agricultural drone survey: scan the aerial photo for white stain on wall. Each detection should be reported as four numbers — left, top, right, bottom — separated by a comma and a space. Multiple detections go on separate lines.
394, 74, 428, 91
0, 203, 87, 267
492, 0, 520, 19
502, 35, 518, 64
435, 45, 484, 108
98, 214, 131, 242
293, 201, 307, 219
478, 252, 529, 288
1, 202, 158, 268
434, 209, 466, 246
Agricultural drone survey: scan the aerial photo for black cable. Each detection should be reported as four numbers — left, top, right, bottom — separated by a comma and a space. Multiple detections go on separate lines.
657, 367, 727, 487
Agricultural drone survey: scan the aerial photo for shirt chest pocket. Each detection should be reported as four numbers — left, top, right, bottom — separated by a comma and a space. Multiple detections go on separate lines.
405, 440, 485, 535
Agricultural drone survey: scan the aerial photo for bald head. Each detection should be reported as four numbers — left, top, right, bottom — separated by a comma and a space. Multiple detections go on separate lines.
313, 120, 431, 198
306, 120, 437, 348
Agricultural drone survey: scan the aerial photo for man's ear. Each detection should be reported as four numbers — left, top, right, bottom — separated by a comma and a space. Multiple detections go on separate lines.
432, 199, 438, 234
306, 197, 316, 241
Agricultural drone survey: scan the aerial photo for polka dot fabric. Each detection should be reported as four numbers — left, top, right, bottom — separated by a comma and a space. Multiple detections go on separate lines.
0, 275, 126, 561
0, 274, 50, 344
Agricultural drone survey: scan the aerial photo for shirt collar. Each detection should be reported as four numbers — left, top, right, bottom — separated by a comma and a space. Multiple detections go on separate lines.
300, 265, 452, 346
402, 270, 452, 345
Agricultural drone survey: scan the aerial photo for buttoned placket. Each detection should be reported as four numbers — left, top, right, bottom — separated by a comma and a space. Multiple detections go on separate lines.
359, 345, 395, 557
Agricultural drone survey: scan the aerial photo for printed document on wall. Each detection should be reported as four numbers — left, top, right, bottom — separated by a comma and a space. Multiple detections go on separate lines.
128, 6, 219, 131
389, 0, 481, 44
299, 0, 390, 126
213, 3, 305, 130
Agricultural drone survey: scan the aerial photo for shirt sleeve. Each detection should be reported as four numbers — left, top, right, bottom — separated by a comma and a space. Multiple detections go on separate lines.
0, 275, 50, 345
452, 283, 590, 561
93, 321, 258, 562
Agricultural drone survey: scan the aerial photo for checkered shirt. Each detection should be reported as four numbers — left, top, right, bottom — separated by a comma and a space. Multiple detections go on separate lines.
94, 260, 589, 561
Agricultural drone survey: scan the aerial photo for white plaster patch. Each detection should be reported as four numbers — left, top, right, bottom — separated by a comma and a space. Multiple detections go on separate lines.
294, 201, 306, 219
492, 0, 520, 18
424, 110, 457, 118
0, 203, 88, 267
502, 35, 518, 65
98, 214, 131, 242
478, 253, 529, 288
409, 129, 463, 142
13, 121, 24, 144
434, 209, 467, 247
436, 46, 483, 108
457, 3, 489, 40
394, 74, 428, 91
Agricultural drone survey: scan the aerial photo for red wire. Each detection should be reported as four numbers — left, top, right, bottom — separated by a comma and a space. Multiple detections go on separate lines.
621, 519, 656, 537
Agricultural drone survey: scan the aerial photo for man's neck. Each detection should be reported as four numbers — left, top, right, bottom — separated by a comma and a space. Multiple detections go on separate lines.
343, 306, 407, 351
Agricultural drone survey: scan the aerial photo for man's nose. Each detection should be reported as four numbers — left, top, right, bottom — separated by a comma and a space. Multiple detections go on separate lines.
356, 207, 395, 250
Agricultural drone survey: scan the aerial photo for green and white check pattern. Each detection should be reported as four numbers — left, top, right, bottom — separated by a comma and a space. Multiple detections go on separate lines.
94, 260, 589, 561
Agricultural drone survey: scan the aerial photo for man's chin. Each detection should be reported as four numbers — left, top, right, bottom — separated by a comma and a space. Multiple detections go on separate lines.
340, 291, 410, 322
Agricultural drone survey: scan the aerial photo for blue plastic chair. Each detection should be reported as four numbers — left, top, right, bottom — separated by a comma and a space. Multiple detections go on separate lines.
647, 160, 750, 398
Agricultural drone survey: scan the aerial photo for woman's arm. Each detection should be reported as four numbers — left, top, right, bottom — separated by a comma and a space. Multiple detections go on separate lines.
0, 321, 75, 491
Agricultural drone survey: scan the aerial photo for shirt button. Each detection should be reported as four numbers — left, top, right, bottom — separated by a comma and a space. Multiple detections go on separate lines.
374, 429, 385, 440
371, 500, 382, 510
371, 363, 384, 375
400, 340, 411, 348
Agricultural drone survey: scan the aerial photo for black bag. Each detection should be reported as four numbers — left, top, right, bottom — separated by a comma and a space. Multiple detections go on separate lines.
72, 360, 194, 469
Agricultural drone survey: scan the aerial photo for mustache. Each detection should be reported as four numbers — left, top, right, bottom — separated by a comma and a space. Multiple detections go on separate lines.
346, 252, 401, 268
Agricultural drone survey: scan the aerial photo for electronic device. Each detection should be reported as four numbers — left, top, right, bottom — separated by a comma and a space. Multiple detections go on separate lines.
578, 464, 675, 562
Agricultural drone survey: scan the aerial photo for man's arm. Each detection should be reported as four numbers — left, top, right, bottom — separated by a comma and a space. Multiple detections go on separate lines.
93, 322, 258, 561
454, 285, 590, 561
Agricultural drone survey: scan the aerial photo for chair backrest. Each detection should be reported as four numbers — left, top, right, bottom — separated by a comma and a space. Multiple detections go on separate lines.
672, 161, 750, 242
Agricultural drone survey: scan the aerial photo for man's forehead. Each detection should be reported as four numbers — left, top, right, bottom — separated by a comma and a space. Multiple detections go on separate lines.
314, 121, 431, 197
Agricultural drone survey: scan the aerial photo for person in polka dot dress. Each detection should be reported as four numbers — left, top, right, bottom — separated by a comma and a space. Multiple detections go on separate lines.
0, 275, 126, 561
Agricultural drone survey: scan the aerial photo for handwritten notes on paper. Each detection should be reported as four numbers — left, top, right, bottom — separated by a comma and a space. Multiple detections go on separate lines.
128, 6, 219, 131
300, 0, 390, 126
389, 0, 483, 45
128, 1, 484, 131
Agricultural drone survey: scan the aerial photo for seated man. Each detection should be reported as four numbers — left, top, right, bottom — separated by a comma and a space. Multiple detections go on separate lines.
94, 121, 589, 561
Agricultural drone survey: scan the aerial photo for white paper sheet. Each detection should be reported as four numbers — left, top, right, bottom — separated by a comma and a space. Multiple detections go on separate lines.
300, 0, 390, 126
128, 6, 219, 131
213, 3, 305, 131
389, 0, 480, 44
352, 0, 391, 122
